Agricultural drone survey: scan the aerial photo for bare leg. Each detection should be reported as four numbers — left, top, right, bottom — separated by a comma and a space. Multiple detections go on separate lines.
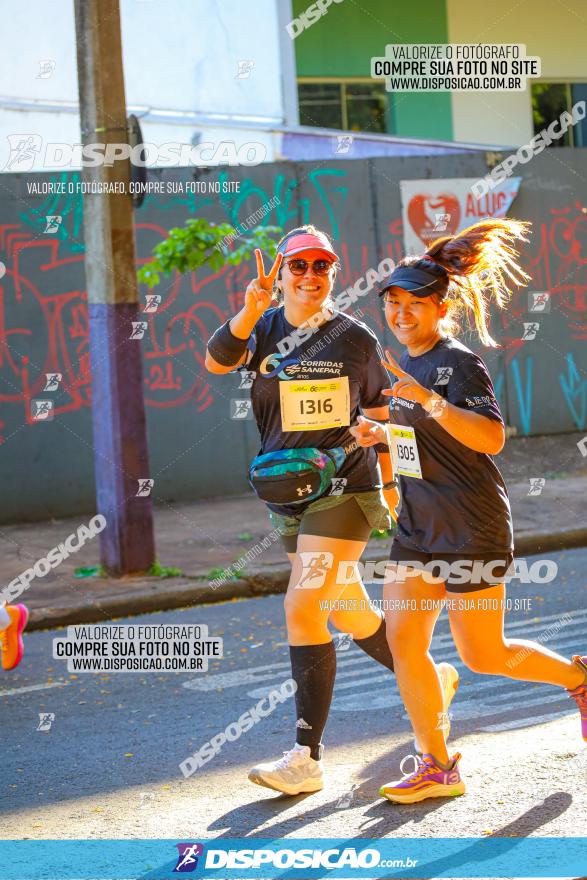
448, 584, 584, 689
384, 566, 449, 764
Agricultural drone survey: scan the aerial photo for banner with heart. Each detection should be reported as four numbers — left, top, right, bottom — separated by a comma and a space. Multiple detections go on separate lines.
400, 177, 522, 255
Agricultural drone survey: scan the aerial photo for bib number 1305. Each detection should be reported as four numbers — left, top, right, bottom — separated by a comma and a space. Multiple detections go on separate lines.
386, 424, 423, 479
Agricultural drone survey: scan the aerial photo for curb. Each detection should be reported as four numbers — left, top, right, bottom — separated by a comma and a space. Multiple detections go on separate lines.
26, 527, 587, 632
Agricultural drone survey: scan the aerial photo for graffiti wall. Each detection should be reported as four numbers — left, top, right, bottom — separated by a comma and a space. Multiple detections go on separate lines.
0, 150, 586, 521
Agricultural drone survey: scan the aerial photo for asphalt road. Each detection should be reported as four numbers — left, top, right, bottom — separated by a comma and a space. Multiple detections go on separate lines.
2, 546, 587, 845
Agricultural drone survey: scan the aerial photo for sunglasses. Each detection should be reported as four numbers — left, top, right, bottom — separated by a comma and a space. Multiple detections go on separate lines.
285, 258, 334, 276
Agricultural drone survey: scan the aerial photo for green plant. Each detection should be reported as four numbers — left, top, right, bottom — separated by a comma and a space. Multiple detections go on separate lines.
201, 567, 243, 583
148, 561, 183, 578
370, 528, 390, 540
137, 218, 282, 287
236, 531, 253, 541
73, 565, 105, 578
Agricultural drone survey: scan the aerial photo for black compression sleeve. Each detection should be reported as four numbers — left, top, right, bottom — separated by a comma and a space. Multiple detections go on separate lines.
207, 320, 249, 367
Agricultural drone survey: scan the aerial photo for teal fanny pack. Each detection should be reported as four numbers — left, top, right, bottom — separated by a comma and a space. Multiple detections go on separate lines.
249, 443, 358, 507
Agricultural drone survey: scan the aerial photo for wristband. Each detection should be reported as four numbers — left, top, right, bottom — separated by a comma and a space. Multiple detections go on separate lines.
207, 320, 249, 367
382, 480, 399, 490
374, 442, 390, 454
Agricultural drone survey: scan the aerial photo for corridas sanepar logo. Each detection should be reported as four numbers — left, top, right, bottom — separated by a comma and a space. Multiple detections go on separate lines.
173, 843, 204, 873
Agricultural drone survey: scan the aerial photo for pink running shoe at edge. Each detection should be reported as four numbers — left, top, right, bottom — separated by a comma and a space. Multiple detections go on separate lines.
1, 604, 29, 671
570, 655, 587, 742
380, 752, 466, 804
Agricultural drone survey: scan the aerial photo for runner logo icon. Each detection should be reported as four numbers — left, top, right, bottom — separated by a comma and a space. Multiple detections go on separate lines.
174, 843, 204, 873
434, 366, 453, 385
297, 552, 334, 589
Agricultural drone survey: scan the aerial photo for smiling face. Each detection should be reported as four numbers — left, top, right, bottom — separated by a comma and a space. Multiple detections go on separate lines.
383, 286, 448, 352
277, 248, 335, 311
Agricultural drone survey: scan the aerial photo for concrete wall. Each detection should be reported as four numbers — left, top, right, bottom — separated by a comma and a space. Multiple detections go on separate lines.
0, 150, 586, 522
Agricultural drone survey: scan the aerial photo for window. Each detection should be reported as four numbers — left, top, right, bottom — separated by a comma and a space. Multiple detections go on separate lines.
531, 83, 587, 146
298, 81, 389, 134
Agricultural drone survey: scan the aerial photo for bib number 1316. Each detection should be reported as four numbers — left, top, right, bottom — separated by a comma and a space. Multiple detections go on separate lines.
280, 377, 350, 431
300, 398, 333, 415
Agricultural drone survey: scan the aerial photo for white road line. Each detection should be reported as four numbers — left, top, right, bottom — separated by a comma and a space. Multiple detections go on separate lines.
480, 710, 574, 732
182, 610, 587, 692
0, 681, 70, 697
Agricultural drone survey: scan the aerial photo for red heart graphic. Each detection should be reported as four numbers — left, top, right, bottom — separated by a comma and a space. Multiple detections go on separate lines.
406, 193, 461, 246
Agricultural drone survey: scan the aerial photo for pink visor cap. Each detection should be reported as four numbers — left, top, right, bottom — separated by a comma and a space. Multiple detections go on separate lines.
278, 232, 339, 262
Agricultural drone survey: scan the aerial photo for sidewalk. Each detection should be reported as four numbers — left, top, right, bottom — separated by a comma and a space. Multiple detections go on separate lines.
3, 432, 587, 631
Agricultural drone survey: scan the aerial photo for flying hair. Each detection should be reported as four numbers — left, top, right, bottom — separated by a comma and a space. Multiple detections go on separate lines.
422, 217, 532, 346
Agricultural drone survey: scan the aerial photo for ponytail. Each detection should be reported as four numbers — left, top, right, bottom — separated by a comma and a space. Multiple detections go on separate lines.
424, 218, 531, 346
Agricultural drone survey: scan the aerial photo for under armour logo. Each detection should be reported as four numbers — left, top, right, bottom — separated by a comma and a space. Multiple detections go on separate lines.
296, 718, 312, 729
296, 484, 312, 497
527, 477, 545, 496
136, 478, 154, 497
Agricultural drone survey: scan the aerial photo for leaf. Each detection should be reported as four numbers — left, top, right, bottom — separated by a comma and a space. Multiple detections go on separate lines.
137, 219, 282, 287
74, 565, 104, 578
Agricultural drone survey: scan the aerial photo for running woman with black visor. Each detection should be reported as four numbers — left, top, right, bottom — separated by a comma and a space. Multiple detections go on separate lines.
351, 218, 587, 804
205, 225, 458, 796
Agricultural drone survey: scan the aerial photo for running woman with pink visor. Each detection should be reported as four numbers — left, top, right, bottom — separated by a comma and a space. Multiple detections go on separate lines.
205, 225, 458, 796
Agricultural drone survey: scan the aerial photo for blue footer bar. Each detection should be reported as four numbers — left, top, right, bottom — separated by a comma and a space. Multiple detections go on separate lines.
1, 837, 586, 879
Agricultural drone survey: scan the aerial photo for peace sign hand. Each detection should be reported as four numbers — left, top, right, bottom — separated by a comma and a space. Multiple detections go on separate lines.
381, 349, 433, 408
244, 249, 283, 319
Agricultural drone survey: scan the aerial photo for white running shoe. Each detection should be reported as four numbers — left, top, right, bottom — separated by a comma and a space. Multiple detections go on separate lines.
414, 662, 460, 754
248, 743, 324, 795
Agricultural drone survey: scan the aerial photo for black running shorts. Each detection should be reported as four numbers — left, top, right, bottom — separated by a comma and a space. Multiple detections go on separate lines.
389, 538, 515, 593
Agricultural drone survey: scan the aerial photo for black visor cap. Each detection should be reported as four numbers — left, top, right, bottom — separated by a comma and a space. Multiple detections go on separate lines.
378, 265, 449, 300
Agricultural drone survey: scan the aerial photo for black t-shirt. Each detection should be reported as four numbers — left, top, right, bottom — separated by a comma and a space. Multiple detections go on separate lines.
241, 306, 390, 514
388, 336, 513, 554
